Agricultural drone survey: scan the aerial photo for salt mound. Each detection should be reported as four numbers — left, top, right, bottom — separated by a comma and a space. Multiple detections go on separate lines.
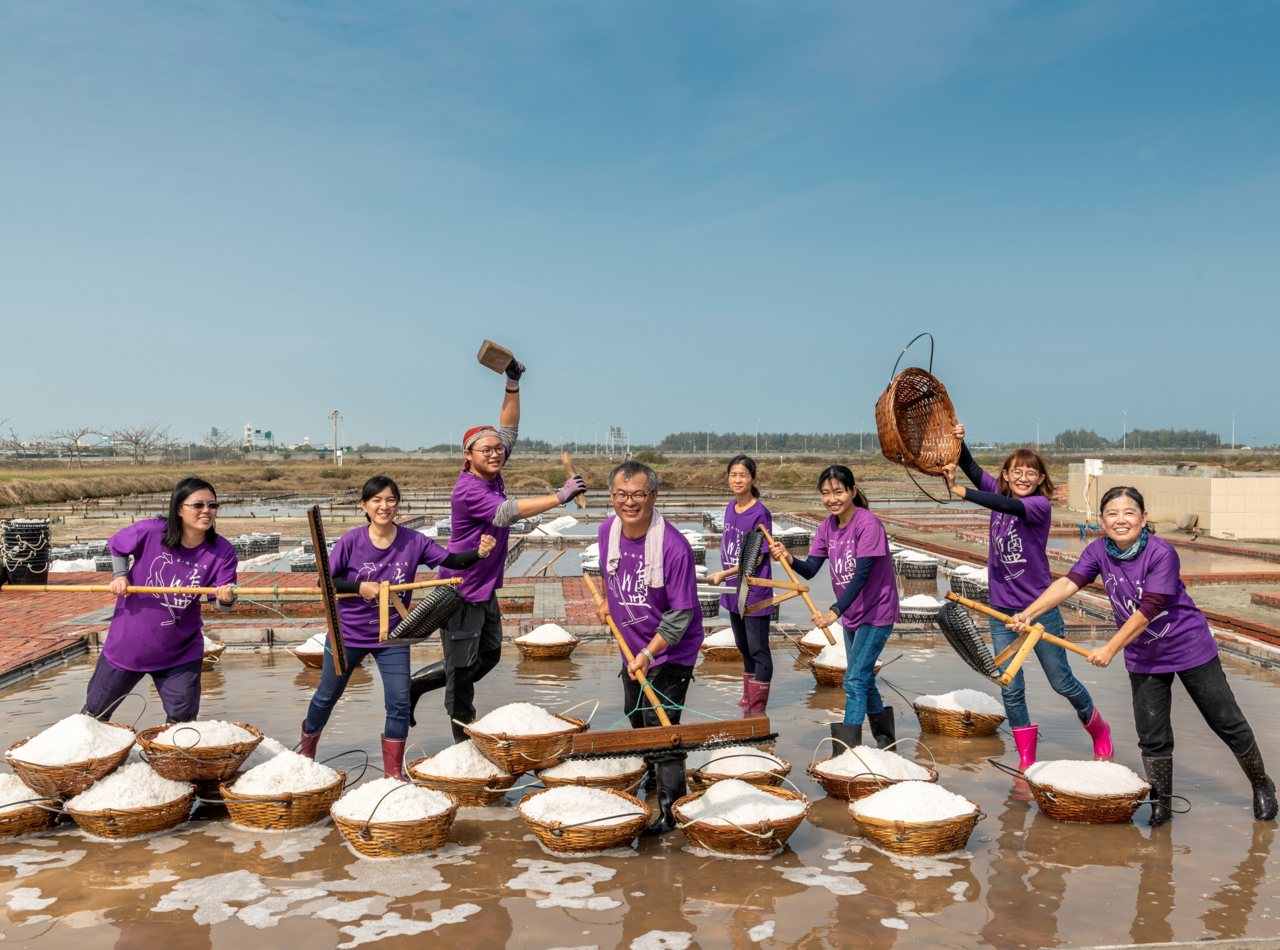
154, 720, 255, 747
332, 778, 454, 822
851, 780, 975, 822
0, 773, 46, 811
540, 756, 644, 780
679, 779, 805, 826
239, 736, 289, 772
899, 551, 938, 564
519, 786, 646, 827
470, 703, 576, 736
231, 749, 340, 795
65, 763, 190, 812
818, 745, 931, 781
702, 628, 738, 648
900, 594, 943, 609
410, 741, 506, 779
813, 643, 848, 668
916, 689, 1005, 715
969, 568, 989, 584
202, 635, 221, 650
295, 633, 327, 655
802, 625, 842, 645
8, 715, 134, 766
1025, 760, 1148, 797
515, 623, 575, 645
951, 564, 978, 577
688, 746, 783, 776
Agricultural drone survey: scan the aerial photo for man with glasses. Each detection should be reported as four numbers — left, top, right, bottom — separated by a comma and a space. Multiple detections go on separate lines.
597, 461, 704, 834
410, 357, 586, 741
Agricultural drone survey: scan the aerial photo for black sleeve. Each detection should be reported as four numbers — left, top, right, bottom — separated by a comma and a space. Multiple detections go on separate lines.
331, 576, 360, 595
962, 488, 1027, 519
440, 549, 481, 570
788, 554, 826, 580
958, 441, 985, 488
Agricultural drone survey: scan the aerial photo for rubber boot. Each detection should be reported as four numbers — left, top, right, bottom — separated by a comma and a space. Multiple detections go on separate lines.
830, 722, 863, 752
1082, 707, 1114, 761
1236, 743, 1278, 821
642, 758, 687, 836
381, 735, 407, 782
408, 661, 447, 728
299, 724, 321, 760
746, 678, 771, 717
867, 707, 896, 750
737, 671, 750, 709
1012, 724, 1039, 772
1143, 755, 1174, 827
450, 719, 472, 744
639, 761, 657, 798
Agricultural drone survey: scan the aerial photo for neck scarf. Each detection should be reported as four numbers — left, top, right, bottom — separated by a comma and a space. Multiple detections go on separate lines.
1106, 527, 1149, 561
607, 512, 666, 589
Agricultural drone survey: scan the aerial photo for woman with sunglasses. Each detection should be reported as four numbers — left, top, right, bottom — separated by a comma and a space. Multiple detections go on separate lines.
83, 477, 237, 724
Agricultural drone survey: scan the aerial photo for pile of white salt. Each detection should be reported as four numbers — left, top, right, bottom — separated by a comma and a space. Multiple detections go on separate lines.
1025, 760, 1148, 797
519, 786, 646, 827
539, 756, 644, 781
900, 594, 944, 609
817, 745, 931, 780
801, 624, 843, 646
701, 628, 738, 648
688, 746, 784, 776
515, 623, 576, 645
153, 720, 255, 747
230, 749, 339, 795
7, 715, 134, 766
65, 763, 190, 812
812, 643, 848, 669
679, 779, 805, 826
850, 780, 975, 823
470, 703, 577, 736
915, 689, 1005, 715
409, 741, 507, 779
332, 778, 454, 822
0, 773, 47, 810
295, 633, 328, 654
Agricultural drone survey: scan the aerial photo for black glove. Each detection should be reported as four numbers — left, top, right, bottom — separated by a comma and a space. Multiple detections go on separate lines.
505, 358, 526, 382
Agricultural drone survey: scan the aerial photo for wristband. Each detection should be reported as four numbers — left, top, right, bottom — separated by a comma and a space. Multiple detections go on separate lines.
505, 381, 520, 393
641, 647, 655, 662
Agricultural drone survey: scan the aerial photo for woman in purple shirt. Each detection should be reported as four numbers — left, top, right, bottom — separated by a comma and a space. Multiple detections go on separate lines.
1012, 486, 1276, 826
942, 423, 1111, 771
706, 455, 774, 716
768, 465, 899, 751
300, 476, 494, 780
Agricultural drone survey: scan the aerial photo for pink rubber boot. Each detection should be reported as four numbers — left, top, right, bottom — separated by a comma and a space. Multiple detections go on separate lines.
737, 671, 750, 708
1012, 724, 1039, 772
1083, 707, 1114, 761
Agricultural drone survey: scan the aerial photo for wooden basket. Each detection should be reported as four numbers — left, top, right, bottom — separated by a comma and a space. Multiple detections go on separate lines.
136, 723, 264, 782
219, 771, 346, 830
538, 763, 647, 793
1026, 776, 1150, 825
875, 365, 960, 477
66, 791, 194, 840
672, 785, 810, 857
850, 800, 981, 855
202, 641, 226, 670
700, 644, 742, 663
810, 661, 845, 688
465, 715, 589, 776
332, 792, 460, 858
0, 801, 59, 838
913, 702, 1005, 738
5, 723, 135, 798
292, 648, 326, 669
688, 753, 791, 792
518, 786, 650, 854
406, 761, 517, 806
514, 635, 581, 660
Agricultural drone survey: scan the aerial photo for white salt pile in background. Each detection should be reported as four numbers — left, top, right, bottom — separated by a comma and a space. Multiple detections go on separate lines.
519, 786, 646, 827
916, 689, 1005, 715
818, 746, 932, 780
295, 633, 327, 654
1025, 760, 1148, 796
678, 779, 805, 826
951, 564, 978, 576
802, 625, 843, 645
898, 551, 938, 564
410, 741, 506, 779
515, 624, 576, 645
238, 736, 289, 772
471, 703, 576, 736
202, 635, 221, 651
0, 773, 46, 811
850, 781, 975, 822
900, 594, 943, 609
230, 749, 339, 795
813, 643, 848, 668
65, 763, 190, 811
154, 720, 256, 747
701, 628, 738, 648
331, 778, 454, 822
687, 746, 784, 776
539, 756, 644, 780
8, 715, 134, 766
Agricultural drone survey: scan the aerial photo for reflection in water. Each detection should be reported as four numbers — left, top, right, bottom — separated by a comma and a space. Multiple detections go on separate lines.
1130, 830, 1176, 944
1202, 821, 1274, 939
982, 791, 1066, 949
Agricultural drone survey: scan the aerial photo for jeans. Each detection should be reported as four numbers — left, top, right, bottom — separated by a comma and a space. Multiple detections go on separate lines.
989, 607, 1093, 728
84, 656, 203, 723
304, 644, 411, 741
842, 623, 892, 725
1130, 656, 1256, 758
728, 611, 773, 682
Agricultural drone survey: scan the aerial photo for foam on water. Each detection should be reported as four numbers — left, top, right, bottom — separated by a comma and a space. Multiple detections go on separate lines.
507, 859, 620, 911
778, 865, 866, 896
631, 932, 693, 950
6, 887, 56, 911
749, 921, 775, 942
0, 848, 87, 880
336, 905, 481, 948
881, 917, 908, 930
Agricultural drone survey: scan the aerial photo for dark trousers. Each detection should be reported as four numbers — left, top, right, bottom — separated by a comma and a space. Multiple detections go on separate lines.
441, 593, 504, 729
728, 611, 773, 682
84, 655, 203, 723
623, 661, 694, 765
304, 644, 411, 740
1130, 656, 1256, 758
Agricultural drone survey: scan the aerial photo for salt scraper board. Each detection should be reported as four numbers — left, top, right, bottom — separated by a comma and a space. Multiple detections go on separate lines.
308, 505, 348, 675
476, 339, 515, 374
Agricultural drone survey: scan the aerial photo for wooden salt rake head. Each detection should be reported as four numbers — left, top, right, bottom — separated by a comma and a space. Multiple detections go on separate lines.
940, 593, 1092, 686
729, 526, 835, 645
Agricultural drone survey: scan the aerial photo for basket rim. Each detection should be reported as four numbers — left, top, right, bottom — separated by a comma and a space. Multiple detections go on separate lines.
849, 798, 980, 828
465, 713, 589, 742
64, 789, 195, 819
406, 758, 514, 784
1025, 775, 1151, 804
220, 769, 346, 802
911, 701, 1006, 721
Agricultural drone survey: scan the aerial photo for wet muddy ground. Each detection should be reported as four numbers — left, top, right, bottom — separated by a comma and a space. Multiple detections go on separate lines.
4, 634, 1280, 949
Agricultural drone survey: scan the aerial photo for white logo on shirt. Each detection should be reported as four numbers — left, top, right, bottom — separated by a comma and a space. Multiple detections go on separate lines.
146, 553, 204, 626
1103, 570, 1170, 641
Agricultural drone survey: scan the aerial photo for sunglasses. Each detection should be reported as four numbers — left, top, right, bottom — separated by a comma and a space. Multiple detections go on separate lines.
183, 501, 221, 511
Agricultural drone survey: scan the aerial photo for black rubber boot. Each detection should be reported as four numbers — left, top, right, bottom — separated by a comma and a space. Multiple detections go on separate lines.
1143, 755, 1174, 827
641, 758, 687, 836
639, 761, 657, 799
1236, 743, 1278, 821
867, 707, 896, 750
408, 661, 446, 728
450, 719, 471, 744
830, 722, 863, 752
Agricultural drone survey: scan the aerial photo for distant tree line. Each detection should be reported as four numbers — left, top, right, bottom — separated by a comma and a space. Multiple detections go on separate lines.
1053, 428, 1222, 450
655, 431, 877, 454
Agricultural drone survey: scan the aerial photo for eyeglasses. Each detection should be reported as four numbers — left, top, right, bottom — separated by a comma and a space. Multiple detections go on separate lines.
611, 490, 652, 503
468, 445, 504, 457
183, 502, 221, 511
368, 498, 399, 507
1007, 469, 1041, 480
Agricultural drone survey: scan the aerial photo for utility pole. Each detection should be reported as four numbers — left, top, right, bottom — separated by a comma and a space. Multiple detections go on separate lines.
330, 410, 341, 465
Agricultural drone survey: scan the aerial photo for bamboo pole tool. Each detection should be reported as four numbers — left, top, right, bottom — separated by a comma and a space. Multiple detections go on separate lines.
940, 592, 1093, 687
560, 449, 587, 509
0, 579, 461, 597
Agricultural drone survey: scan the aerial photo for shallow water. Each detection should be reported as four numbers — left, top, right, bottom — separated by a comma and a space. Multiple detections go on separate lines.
4, 635, 1280, 948
1044, 536, 1279, 575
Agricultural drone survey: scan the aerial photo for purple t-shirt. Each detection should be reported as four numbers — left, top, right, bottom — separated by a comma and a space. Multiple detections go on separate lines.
810, 507, 899, 629
1068, 536, 1217, 674
438, 472, 511, 603
599, 517, 705, 668
331, 525, 451, 649
720, 499, 772, 613
979, 470, 1054, 611
104, 519, 237, 672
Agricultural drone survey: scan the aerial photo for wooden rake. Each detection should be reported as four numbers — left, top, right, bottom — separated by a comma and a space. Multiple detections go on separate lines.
727, 526, 835, 645
941, 592, 1093, 687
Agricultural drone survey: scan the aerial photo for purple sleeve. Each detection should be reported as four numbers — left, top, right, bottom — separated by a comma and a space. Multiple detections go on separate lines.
664, 540, 698, 612
1138, 590, 1172, 621
1022, 495, 1051, 527
852, 511, 888, 557
459, 479, 503, 524
979, 471, 999, 494
329, 532, 354, 580
419, 536, 449, 569
1066, 540, 1103, 588
1143, 542, 1182, 595
809, 519, 830, 559
107, 520, 150, 558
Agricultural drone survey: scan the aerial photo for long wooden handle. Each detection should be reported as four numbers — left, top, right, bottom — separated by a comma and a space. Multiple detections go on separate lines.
758, 526, 835, 645
944, 592, 1094, 659
582, 572, 672, 727
0, 578, 462, 597
561, 450, 587, 509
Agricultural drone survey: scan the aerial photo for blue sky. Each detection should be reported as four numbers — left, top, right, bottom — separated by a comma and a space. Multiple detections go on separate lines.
2, 1, 1277, 449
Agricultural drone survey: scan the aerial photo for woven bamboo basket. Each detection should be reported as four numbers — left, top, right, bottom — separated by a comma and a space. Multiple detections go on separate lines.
807, 760, 939, 802
0, 801, 59, 838
219, 770, 346, 830
465, 715, 589, 776
518, 786, 651, 854
332, 792, 460, 858
406, 760, 517, 806
698, 595, 721, 618
949, 573, 977, 599
875, 365, 960, 477
135, 723, 264, 782
292, 648, 326, 669
5, 723, 135, 798
795, 638, 826, 658
514, 635, 581, 660
849, 799, 982, 855
900, 561, 939, 580
780, 533, 812, 554
688, 754, 791, 792
810, 661, 845, 688
538, 762, 647, 793
672, 784, 810, 857
66, 791, 194, 840
913, 702, 1005, 738
898, 606, 941, 626
201, 641, 226, 670
700, 644, 742, 663
1026, 776, 1150, 825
